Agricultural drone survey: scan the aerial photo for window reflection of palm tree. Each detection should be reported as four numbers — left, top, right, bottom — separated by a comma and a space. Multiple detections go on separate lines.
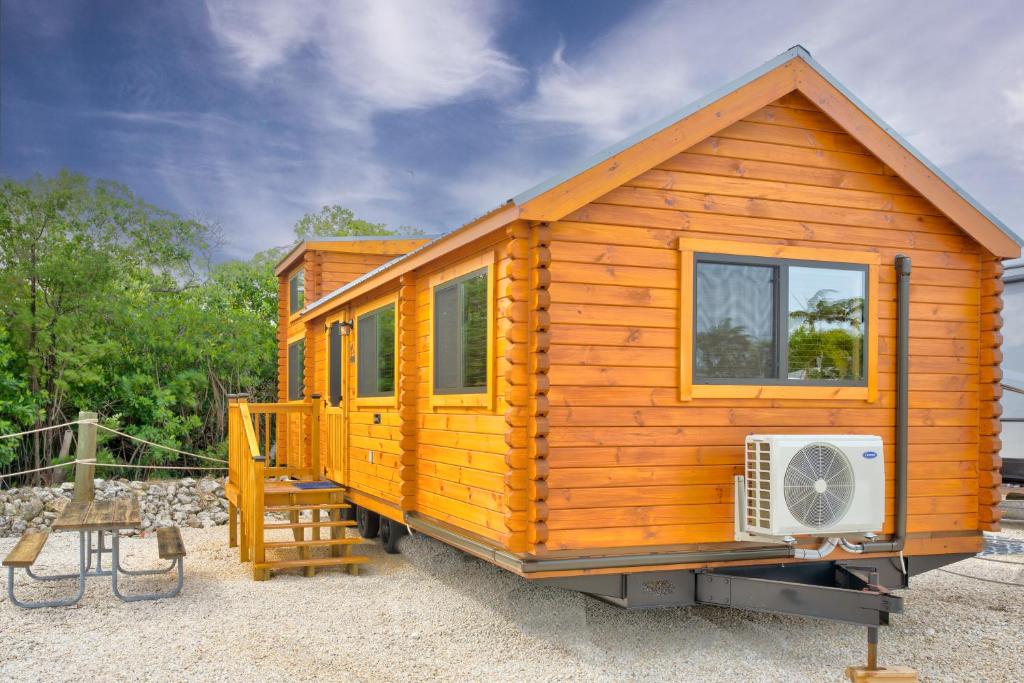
789, 289, 865, 379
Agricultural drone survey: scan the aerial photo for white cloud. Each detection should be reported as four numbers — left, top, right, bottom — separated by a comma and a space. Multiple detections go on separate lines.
205, 0, 522, 113
1007, 82, 1024, 124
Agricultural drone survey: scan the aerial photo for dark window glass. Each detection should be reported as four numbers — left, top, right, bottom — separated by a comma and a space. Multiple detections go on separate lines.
434, 268, 488, 394
461, 273, 488, 389
788, 266, 866, 381
287, 339, 305, 401
695, 262, 776, 380
434, 284, 460, 390
376, 306, 395, 394
693, 256, 867, 385
289, 270, 305, 314
328, 322, 342, 406
357, 304, 395, 397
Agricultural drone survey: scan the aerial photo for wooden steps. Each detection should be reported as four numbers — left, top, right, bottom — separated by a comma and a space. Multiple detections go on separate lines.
264, 520, 357, 531
264, 537, 361, 550
265, 503, 352, 512
231, 471, 369, 580
255, 555, 368, 572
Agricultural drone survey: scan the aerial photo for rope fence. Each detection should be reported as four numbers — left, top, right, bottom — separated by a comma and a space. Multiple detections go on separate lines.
0, 414, 229, 482
0, 418, 96, 440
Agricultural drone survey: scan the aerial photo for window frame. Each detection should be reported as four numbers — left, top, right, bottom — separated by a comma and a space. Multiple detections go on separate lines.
353, 294, 399, 407
325, 316, 344, 408
286, 333, 306, 402
428, 251, 496, 409
289, 268, 305, 316
679, 238, 879, 402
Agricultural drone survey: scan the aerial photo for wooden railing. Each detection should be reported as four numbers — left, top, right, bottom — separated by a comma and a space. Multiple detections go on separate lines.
226, 395, 323, 578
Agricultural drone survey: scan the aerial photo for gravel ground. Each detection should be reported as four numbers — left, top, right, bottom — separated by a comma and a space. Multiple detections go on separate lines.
1, 523, 1022, 682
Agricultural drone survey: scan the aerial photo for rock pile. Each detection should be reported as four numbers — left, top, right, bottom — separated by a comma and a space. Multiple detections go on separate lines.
0, 477, 229, 537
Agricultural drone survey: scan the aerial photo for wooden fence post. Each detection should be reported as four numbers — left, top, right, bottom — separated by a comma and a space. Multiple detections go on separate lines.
310, 393, 322, 480
73, 410, 98, 502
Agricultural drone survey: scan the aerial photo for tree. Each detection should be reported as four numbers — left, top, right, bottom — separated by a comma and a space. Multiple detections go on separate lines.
788, 288, 865, 380
0, 173, 419, 483
293, 204, 422, 240
0, 171, 210, 477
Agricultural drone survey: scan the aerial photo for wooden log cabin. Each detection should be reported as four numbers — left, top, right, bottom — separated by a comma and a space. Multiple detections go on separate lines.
225, 47, 1020, 615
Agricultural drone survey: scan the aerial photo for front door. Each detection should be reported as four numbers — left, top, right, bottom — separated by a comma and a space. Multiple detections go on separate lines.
324, 316, 348, 485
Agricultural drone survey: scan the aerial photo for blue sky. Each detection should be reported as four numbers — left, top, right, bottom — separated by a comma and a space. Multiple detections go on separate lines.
4, 1, 1024, 260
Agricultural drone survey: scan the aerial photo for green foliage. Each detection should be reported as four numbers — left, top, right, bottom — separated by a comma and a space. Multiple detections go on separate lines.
0, 329, 38, 468
695, 319, 774, 379
0, 173, 415, 483
294, 204, 423, 240
788, 327, 864, 380
788, 289, 865, 380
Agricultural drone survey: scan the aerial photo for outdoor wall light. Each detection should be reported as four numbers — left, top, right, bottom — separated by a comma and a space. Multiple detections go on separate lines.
338, 320, 353, 336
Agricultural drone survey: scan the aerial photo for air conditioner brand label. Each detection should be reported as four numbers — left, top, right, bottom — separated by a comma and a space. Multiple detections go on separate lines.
862, 451, 878, 459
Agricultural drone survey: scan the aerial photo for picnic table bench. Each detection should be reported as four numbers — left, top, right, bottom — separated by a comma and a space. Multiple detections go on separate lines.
4, 497, 186, 608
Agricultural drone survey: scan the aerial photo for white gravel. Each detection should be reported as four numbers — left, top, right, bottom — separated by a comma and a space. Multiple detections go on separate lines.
2, 523, 1022, 682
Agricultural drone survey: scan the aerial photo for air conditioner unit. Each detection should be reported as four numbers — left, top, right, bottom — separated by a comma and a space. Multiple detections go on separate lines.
738, 434, 885, 539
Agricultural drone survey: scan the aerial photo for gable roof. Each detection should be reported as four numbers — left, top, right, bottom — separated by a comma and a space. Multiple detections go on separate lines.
514, 45, 1020, 256
302, 46, 1019, 318
273, 235, 438, 276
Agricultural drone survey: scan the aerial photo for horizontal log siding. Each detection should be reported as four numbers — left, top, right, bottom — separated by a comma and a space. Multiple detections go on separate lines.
319, 251, 395, 293
415, 236, 513, 544
543, 93, 984, 552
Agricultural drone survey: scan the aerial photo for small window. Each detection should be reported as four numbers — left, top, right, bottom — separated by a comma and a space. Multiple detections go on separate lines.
357, 304, 395, 397
694, 256, 866, 385
328, 321, 342, 406
287, 338, 305, 401
289, 269, 305, 315
434, 268, 488, 394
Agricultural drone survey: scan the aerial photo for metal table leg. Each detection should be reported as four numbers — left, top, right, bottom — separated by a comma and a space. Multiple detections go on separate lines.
27, 530, 110, 580
110, 532, 184, 602
7, 531, 87, 609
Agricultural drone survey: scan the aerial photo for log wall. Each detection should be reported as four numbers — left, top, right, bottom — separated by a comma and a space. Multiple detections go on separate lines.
542, 92, 992, 552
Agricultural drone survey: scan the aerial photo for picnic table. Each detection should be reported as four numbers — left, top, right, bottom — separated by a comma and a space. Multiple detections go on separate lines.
4, 497, 185, 608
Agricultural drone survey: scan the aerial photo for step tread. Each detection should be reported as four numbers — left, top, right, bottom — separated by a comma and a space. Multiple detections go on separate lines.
264, 520, 357, 530
265, 503, 352, 512
256, 556, 369, 570
265, 538, 362, 549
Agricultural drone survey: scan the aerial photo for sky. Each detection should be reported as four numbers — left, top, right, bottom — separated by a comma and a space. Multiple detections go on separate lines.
3, 0, 1024, 260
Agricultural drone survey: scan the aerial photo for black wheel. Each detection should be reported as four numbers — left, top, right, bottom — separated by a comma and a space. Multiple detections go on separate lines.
339, 504, 355, 523
355, 506, 379, 539
380, 517, 404, 554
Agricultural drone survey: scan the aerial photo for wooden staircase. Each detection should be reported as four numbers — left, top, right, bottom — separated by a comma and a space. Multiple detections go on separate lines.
254, 483, 366, 580
226, 396, 370, 581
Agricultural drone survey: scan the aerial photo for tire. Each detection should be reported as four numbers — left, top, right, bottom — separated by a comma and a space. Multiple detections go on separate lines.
355, 506, 379, 539
339, 504, 355, 523
380, 517, 404, 554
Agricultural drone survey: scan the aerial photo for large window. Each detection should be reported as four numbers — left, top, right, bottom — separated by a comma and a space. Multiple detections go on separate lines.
328, 321, 343, 406
357, 304, 395, 397
289, 269, 305, 315
679, 238, 878, 401
434, 268, 488, 394
287, 338, 305, 401
694, 256, 867, 385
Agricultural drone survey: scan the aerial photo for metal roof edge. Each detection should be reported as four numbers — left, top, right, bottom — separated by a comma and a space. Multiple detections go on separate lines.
511, 43, 1020, 249
300, 203, 518, 316
272, 234, 441, 274
794, 50, 1023, 248
511, 46, 809, 206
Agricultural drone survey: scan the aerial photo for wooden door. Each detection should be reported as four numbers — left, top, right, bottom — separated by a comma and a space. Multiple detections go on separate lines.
325, 406, 346, 485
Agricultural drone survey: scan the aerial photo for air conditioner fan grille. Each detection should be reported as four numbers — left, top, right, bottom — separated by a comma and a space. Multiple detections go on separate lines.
783, 442, 854, 529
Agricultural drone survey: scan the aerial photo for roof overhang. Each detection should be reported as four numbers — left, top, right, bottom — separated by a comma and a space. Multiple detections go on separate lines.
299, 202, 522, 319
273, 235, 438, 277
514, 45, 1020, 258
292, 46, 1019, 319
